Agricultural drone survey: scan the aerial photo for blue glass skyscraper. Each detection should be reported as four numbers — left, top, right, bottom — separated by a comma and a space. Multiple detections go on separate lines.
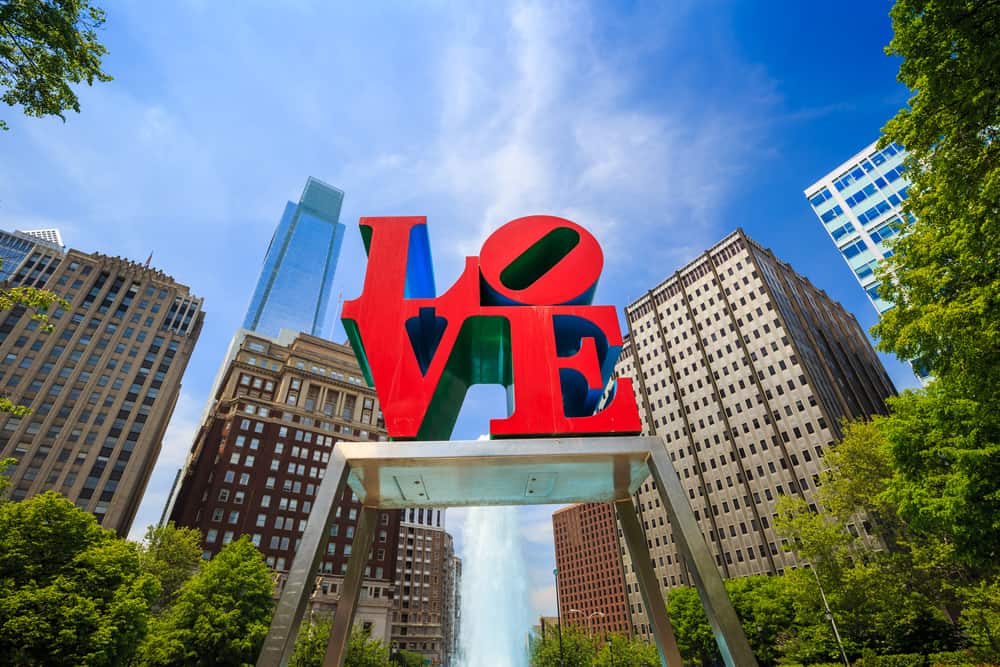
243, 177, 345, 338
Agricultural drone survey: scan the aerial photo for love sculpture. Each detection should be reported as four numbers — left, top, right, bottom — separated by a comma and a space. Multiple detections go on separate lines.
258, 216, 757, 667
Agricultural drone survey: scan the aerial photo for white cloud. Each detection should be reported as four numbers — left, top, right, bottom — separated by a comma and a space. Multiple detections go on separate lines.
520, 507, 556, 545
157, 390, 204, 468
415, 0, 776, 299
531, 584, 558, 618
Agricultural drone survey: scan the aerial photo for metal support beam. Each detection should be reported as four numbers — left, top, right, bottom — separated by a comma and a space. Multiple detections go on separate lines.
646, 436, 759, 667
323, 505, 379, 667
615, 497, 684, 667
256, 435, 757, 667
257, 448, 352, 667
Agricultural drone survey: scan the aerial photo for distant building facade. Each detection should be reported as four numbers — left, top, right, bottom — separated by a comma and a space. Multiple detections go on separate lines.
391, 507, 459, 666
553, 503, 633, 638
0, 234, 203, 534
0, 228, 63, 280
167, 330, 400, 640
615, 229, 895, 639
242, 177, 346, 338
19, 228, 65, 247
804, 140, 912, 314
444, 554, 462, 664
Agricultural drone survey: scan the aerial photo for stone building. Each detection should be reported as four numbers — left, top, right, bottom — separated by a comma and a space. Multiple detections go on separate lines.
0, 230, 203, 534
614, 229, 895, 638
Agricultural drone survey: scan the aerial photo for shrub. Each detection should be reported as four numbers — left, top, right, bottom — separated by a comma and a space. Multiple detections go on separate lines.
854, 655, 926, 667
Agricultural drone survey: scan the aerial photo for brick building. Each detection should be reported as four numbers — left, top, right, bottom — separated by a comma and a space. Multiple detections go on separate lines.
168, 329, 400, 638
553, 503, 632, 638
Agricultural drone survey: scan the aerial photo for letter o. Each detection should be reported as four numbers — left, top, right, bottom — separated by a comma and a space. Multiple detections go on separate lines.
479, 215, 604, 306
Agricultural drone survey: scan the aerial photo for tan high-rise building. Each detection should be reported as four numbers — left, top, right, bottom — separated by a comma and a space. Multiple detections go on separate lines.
553, 503, 633, 638
0, 235, 203, 535
167, 330, 401, 641
615, 229, 895, 639
391, 508, 459, 666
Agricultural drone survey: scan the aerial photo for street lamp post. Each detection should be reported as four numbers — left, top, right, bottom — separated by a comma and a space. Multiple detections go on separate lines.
553, 568, 565, 667
587, 611, 605, 638
810, 566, 850, 667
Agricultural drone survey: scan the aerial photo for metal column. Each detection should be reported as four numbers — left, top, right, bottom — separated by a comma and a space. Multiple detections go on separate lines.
615, 497, 684, 667
257, 448, 352, 667
646, 436, 759, 667
322, 505, 379, 666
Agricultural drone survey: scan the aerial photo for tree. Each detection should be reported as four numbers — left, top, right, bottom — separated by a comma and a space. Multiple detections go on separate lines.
873, 0, 1000, 568
775, 485, 958, 660
0, 0, 112, 131
0, 491, 158, 665
288, 617, 331, 667
137, 522, 203, 614
138, 536, 274, 666
958, 577, 1000, 662
592, 633, 659, 667
879, 384, 1000, 570
724, 576, 797, 666
665, 586, 719, 666
391, 649, 424, 667
529, 623, 595, 667
878, 0, 1000, 389
343, 626, 390, 667
288, 619, 397, 667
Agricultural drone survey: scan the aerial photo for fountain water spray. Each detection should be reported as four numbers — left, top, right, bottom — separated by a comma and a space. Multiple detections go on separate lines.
457, 506, 531, 667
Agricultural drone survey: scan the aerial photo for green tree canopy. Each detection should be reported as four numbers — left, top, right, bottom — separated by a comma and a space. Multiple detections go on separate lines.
343, 626, 390, 667
959, 576, 1000, 662
279, 617, 399, 667
592, 632, 659, 667
0, 491, 158, 666
0, 0, 112, 131
529, 623, 596, 667
391, 648, 425, 667
137, 522, 203, 614
138, 536, 274, 667
665, 586, 719, 666
288, 617, 332, 667
872, 0, 1000, 568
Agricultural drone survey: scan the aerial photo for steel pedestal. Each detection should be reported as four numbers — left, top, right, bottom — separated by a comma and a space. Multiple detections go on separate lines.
256, 436, 758, 667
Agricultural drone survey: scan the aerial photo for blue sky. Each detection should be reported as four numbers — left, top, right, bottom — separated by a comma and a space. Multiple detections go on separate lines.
0, 0, 915, 620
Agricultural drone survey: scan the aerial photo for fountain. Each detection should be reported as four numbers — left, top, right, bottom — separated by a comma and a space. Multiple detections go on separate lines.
457, 506, 532, 667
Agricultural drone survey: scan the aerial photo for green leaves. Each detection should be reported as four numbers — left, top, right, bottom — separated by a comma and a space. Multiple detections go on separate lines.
138, 537, 275, 667
877, 0, 1000, 400
528, 623, 654, 667
0, 492, 158, 666
138, 523, 204, 614
0, 0, 112, 131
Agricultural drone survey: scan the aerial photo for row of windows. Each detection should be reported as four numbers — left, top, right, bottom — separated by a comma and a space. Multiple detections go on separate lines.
832, 143, 903, 191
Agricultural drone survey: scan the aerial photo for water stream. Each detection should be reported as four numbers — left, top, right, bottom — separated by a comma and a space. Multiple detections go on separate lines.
457, 506, 531, 667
